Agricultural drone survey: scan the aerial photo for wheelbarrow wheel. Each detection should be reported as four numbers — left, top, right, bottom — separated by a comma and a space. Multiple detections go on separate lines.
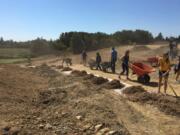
137, 76, 144, 83
137, 74, 150, 84
144, 74, 150, 83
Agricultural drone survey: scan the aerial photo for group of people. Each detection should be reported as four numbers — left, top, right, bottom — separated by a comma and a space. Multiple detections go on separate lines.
81, 45, 180, 95
81, 47, 130, 79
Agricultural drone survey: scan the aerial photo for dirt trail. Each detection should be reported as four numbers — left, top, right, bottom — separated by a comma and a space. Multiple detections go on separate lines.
30, 59, 180, 98
69, 64, 180, 96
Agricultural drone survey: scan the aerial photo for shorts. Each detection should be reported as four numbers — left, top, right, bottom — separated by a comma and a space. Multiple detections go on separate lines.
159, 71, 169, 77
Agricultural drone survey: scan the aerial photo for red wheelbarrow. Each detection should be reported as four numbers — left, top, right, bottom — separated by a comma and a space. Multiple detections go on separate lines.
147, 57, 159, 67
129, 62, 156, 84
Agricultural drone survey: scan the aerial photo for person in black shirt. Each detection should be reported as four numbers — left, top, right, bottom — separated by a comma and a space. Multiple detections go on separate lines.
82, 50, 87, 66
111, 47, 117, 73
120, 50, 130, 79
96, 52, 102, 70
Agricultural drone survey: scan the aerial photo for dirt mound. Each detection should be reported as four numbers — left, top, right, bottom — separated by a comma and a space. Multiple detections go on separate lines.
131, 45, 151, 51
72, 70, 87, 76
56, 65, 63, 69
35, 63, 59, 77
62, 67, 72, 71
92, 76, 108, 85
83, 73, 95, 80
123, 86, 180, 117
123, 86, 146, 94
105, 79, 124, 89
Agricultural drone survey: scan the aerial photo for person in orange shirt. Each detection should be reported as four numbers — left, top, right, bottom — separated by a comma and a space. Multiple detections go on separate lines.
158, 53, 171, 95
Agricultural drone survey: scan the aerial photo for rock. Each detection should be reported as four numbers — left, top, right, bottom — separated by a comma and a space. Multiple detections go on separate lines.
36, 117, 41, 121
61, 112, 67, 116
76, 115, 82, 120
38, 124, 44, 129
95, 124, 103, 132
107, 130, 118, 135
83, 124, 92, 131
53, 122, 59, 126
98, 127, 110, 134
10, 127, 20, 135
45, 123, 53, 130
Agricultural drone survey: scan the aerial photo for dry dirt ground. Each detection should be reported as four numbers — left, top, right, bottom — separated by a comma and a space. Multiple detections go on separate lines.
0, 64, 180, 135
31, 44, 180, 96
1, 44, 180, 135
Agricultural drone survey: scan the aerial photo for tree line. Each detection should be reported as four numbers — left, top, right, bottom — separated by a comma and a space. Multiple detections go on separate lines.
0, 30, 180, 55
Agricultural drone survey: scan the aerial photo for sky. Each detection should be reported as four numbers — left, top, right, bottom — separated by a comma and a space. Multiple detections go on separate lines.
0, 0, 180, 41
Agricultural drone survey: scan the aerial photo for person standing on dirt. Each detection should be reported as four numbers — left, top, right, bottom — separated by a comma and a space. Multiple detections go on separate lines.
158, 53, 171, 95
82, 50, 87, 66
111, 47, 117, 73
120, 50, 130, 79
96, 52, 102, 70
175, 56, 180, 82
169, 41, 174, 60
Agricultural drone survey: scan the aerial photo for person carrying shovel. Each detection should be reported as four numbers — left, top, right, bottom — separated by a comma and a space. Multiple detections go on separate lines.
158, 53, 171, 95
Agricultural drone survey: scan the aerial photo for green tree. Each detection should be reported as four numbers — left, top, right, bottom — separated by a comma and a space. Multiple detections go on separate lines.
155, 32, 164, 41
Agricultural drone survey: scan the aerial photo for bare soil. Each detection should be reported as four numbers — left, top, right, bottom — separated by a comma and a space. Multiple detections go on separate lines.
1, 44, 180, 135
0, 64, 129, 135
123, 86, 180, 117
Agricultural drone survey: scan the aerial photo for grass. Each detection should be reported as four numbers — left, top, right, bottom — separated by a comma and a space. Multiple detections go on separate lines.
0, 48, 30, 59
0, 58, 28, 64
0, 48, 31, 64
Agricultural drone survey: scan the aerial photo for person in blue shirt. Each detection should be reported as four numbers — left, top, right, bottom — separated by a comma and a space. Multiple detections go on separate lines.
120, 50, 130, 79
111, 47, 117, 73
96, 52, 102, 70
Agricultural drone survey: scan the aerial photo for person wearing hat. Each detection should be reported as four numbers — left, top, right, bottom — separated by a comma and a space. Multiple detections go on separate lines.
158, 53, 171, 95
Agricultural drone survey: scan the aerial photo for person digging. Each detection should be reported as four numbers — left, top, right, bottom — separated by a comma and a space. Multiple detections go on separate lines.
158, 53, 171, 95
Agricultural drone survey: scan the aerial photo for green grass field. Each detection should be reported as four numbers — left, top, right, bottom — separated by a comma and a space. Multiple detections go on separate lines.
0, 48, 30, 64
0, 58, 28, 64
0, 48, 30, 59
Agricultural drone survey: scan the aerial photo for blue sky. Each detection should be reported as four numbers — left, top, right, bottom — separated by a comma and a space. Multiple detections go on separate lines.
0, 0, 180, 41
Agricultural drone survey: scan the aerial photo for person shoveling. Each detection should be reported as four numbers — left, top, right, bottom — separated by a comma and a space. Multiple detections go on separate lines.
158, 53, 176, 96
